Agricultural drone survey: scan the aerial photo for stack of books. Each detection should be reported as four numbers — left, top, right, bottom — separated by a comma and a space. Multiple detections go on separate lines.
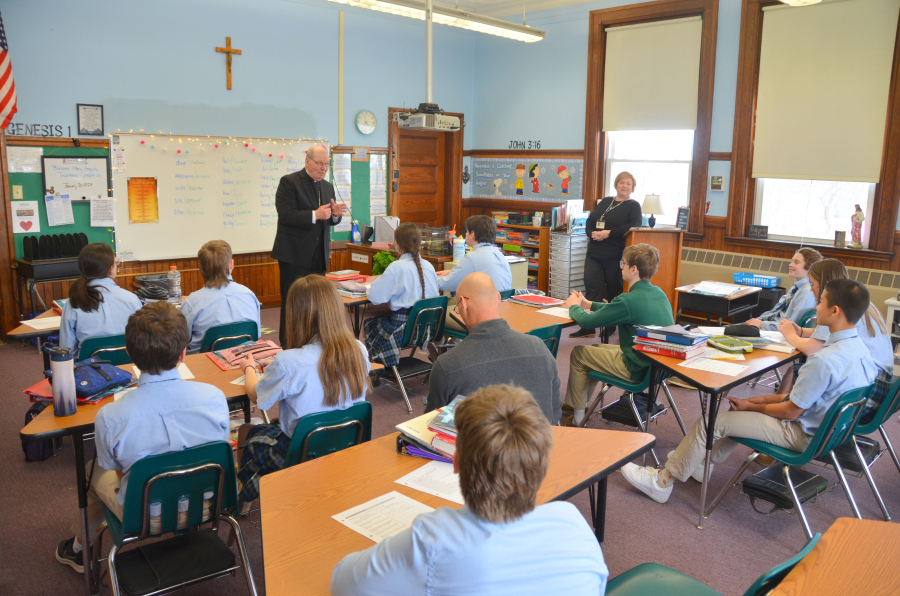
24, 377, 137, 404
326, 270, 367, 283
396, 410, 451, 463
427, 395, 465, 458
633, 325, 710, 359
51, 299, 68, 314
509, 294, 564, 308
336, 280, 371, 298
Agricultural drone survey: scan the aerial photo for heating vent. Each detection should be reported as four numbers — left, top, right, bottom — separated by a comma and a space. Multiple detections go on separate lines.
680, 248, 898, 289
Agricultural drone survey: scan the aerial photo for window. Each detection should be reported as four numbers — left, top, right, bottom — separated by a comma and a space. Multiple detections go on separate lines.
754, 179, 875, 247
605, 130, 694, 226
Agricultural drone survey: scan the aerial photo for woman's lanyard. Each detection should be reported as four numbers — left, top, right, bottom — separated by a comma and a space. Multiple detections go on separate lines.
596, 198, 628, 230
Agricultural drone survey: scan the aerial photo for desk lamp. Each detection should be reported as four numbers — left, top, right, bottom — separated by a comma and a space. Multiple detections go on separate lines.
642, 194, 665, 228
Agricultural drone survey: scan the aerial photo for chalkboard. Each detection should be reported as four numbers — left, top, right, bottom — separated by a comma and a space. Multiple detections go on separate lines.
110, 133, 325, 260
41, 156, 110, 200
676, 207, 690, 230
749, 225, 769, 239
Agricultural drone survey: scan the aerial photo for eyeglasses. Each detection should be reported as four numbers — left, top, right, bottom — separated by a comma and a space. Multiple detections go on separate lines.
619, 260, 625, 267
307, 157, 329, 168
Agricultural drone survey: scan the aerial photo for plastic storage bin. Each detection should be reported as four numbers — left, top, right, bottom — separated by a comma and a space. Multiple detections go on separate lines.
733, 272, 779, 288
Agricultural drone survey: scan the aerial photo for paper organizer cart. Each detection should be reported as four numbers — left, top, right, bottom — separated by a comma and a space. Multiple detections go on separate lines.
549, 232, 588, 300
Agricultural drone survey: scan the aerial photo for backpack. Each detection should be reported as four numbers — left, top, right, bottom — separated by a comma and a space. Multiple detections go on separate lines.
21, 402, 57, 462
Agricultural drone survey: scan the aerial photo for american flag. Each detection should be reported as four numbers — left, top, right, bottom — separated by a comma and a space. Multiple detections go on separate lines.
0, 13, 16, 130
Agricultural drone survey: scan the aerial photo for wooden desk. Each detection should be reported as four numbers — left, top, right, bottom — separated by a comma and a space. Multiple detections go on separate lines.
676, 283, 762, 326
345, 243, 453, 276
8, 309, 62, 369
261, 427, 655, 596
499, 301, 574, 333
769, 518, 900, 596
636, 347, 801, 530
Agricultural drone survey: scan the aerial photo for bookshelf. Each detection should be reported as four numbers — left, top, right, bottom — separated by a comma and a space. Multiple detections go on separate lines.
495, 223, 550, 294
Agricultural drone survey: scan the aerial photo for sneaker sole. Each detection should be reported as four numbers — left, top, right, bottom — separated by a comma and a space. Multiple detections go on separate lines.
622, 466, 672, 504
56, 550, 84, 574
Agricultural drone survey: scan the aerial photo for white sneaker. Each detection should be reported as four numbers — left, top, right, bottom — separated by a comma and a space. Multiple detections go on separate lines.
667, 451, 713, 484
621, 463, 673, 503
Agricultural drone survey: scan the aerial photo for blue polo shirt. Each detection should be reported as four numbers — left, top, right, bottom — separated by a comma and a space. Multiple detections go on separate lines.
437, 242, 513, 293
181, 276, 261, 353
60, 277, 143, 358
758, 277, 816, 331
811, 314, 894, 375
790, 328, 877, 435
94, 368, 230, 508
367, 254, 439, 311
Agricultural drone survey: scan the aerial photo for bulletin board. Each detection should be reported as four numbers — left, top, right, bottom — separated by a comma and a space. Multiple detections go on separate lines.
330, 146, 388, 241
470, 156, 584, 201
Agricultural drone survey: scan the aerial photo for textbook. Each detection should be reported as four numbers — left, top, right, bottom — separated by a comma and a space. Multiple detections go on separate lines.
428, 395, 466, 437
634, 342, 705, 360
634, 336, 706, 353
395, 410, 452, 463
636, 325, 709, 346
52, 299, 68, 314
431, 432, 457, 458
325, 269, 361, 280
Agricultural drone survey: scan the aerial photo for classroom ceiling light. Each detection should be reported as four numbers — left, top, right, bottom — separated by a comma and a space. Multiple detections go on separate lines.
324, 0, 545, 42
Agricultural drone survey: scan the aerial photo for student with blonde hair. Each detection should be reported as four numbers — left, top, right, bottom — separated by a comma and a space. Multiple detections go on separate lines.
236, 275, 370, 502
331, 384, 608, 595
181, 240, 261, 353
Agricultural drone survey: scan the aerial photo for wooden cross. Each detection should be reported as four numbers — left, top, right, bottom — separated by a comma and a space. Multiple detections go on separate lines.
215, 37, 242, 90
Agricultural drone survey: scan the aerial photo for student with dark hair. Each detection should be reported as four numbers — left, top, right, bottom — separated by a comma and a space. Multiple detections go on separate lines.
181, 240, 261, 353
236, 275, 370, 502
331, 384, 608, 595
364, 223, 439, 367
436, 215, 512, 293
60, 243, 142, 357
622, 278, 877, 503
56, 302, 229, 573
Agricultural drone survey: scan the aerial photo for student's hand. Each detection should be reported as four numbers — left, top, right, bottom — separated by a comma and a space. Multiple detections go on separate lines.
745, 318, 763, 328
564, 292, 582, 308
591, 230, 610, 241
435, 269, 452, 277
330, 199, 347, 217
778, 319, 798, 340
239, 355, 259, 377
727, 396, 753, 411
314, 204, 333, 220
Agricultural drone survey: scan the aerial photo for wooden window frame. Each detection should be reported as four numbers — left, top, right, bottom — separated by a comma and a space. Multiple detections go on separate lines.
726, 0, 900, 261
583, 0, 719, 241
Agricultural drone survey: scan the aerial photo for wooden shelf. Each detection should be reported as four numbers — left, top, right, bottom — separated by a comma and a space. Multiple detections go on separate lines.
496, 223, 551, 294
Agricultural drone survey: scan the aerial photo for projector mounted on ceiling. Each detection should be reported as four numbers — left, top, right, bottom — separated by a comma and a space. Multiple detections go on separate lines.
395, 103, 461, 131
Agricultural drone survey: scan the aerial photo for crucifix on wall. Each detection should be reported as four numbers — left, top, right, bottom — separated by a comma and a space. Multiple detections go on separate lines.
215, 37, 242, 90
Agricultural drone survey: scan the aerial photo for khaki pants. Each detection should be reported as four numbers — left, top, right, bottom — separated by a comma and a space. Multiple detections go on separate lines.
665, 411, 812, 482
565, 344, 636, 410
71, 460, 124, 540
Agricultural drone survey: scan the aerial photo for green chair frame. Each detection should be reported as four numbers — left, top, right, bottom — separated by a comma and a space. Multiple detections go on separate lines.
526, 324, 562, 358
604, 533, 820, 596
380, 296, 448, 413
199, 320, 260, 353
705, 385, 873, 540
499, 289, 515, 301
796, 307, 818, 329
98, 441, 257, 596
283, 401, 373, 468
79, 334, 131, 365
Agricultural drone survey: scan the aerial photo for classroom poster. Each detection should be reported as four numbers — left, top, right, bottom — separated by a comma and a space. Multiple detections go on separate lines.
470, 157, 584, 201
12, 201, 40, 233
127, 177, 159, 224
91, 197, 116, 227
7, 147, 43, 173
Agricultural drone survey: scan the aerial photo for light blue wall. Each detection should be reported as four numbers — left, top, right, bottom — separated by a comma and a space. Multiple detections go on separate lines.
2, 0, 476, 149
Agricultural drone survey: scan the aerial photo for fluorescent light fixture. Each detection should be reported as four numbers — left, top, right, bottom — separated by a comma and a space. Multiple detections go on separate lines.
780, 0, 822, 5
324, 0, 545, 42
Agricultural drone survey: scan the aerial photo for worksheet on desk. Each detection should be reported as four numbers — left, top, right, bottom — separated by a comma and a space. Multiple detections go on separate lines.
537, 307, 574, 319
332, 491, 434, 543
395, 460, 464, 504
678, 358, 749, 376
23, 316, 61, 330
133, 362, 194, 379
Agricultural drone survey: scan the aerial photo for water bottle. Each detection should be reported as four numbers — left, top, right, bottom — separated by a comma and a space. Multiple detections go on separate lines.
453, 236, 466, 261
351, 220, 361, 243
45, 344, 76, 417
167, 266, 182, 302
149, 501, 162, 535
176, 496, 190, 530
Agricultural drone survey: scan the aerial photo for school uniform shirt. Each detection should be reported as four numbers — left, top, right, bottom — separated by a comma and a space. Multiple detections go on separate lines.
94, 368, 230, 508
811, 315, 894, 375
437, 242, 513, 293
255, 340, 370, 438
331, 502, 608, 596
790, 328, 876, 435
59, 277, 143, 358
367, 253, 439, 311
757, 277, 816, 331
181, 276, 262, 354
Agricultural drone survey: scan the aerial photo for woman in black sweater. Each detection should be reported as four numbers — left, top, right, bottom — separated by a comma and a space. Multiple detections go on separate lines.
571, 171, 644, 338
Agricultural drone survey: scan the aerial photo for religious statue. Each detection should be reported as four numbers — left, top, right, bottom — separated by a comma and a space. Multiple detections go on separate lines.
849, 204, 865, 249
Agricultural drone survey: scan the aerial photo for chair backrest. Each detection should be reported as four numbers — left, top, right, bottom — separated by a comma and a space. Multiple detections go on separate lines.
200, 320, 260, 353
499, 289, 515, 301
284, 401, 373, 468
805, 384, 872, 461
400, 296, 448, 349
741, 533, 821, 596
79, 334, 131, 365
118, 441, 237, 542
797, 308, 817, 329
855, 374, 900, 435
527, 324, 563, 358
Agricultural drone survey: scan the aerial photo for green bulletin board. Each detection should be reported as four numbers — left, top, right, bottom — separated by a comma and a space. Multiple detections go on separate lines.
329, 150, 376, 242
11, 146, 115, 259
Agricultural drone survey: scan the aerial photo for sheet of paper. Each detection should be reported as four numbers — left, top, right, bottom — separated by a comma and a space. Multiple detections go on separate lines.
537, 306, 574, 319
691, 281, 742, 296
45, 194, 75, 227
23, 316, 61, 330
12, 200, 40, 234
698, 327, 726, 336
753, 342, 795, 354
332, 491, 434, 543
369, 154, 386, 170
334, 206, 352, 232
230, 375, 246, 386
133, 362, 194, 379
370, 199, 386, 215
90, 197, 116, 227
678, 358, 749, 376
370, 169, 386, 185
394, 460, 464, 505
760, 330, 787, 342
114, 386, 137, 401
370, 184, 386, 199
332, 169, 352, 185
703, 347, 745, 360
7, 147, 43, 173
334, 184, 352, 203
332, 153, 351, 169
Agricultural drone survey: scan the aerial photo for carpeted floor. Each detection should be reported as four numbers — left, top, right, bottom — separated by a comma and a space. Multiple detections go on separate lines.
2, 306, 898, 596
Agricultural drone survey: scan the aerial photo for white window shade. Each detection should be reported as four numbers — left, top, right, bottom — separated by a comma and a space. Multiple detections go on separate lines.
602, 17, 702, 132
752, 0, 900, 182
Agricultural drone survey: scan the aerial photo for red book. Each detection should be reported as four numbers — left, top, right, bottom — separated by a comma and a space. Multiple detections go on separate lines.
433, 431, 456, 445
634, 343, 705, 360
509, 294, 564, 307
431, 435, 456, 458
325, 270, 363, 281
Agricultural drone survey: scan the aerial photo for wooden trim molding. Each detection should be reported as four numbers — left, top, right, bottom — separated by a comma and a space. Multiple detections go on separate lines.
723, 236, 894, 263
708, 152, 732, 161
462, 197, 563, 212
583, 0, 719, 239
331, 145, 388, 154
704, 215, 727, 228
728, 0, 900, 253
6, 136, 110, 148
463, 149, 585, 158
0, 131, 17, 332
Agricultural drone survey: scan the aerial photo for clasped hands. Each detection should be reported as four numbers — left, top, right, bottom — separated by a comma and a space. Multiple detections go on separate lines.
315, 199, 348, 220
564, 290, 592, 310
591, 230, 611, 241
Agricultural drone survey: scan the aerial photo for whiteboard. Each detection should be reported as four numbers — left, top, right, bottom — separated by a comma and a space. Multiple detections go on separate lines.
110, 133, 326, 260
42, 156, 110, 200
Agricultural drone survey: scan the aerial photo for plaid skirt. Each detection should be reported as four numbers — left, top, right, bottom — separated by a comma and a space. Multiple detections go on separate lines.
860, 369, 894, 425
364, 307, 411, 367
237, 423, 290, 502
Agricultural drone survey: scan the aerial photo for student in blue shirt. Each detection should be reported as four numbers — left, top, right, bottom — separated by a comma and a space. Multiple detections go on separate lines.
181, 240, 261, 353
331, 384, 608, 596
56, 302, 230, 573
364, 223, 439, 367
59, 243, 142, 358
622, 278, 876, 503
746, 248, 822, 331
779, 259, 893, 423
236, 274, 370, 502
